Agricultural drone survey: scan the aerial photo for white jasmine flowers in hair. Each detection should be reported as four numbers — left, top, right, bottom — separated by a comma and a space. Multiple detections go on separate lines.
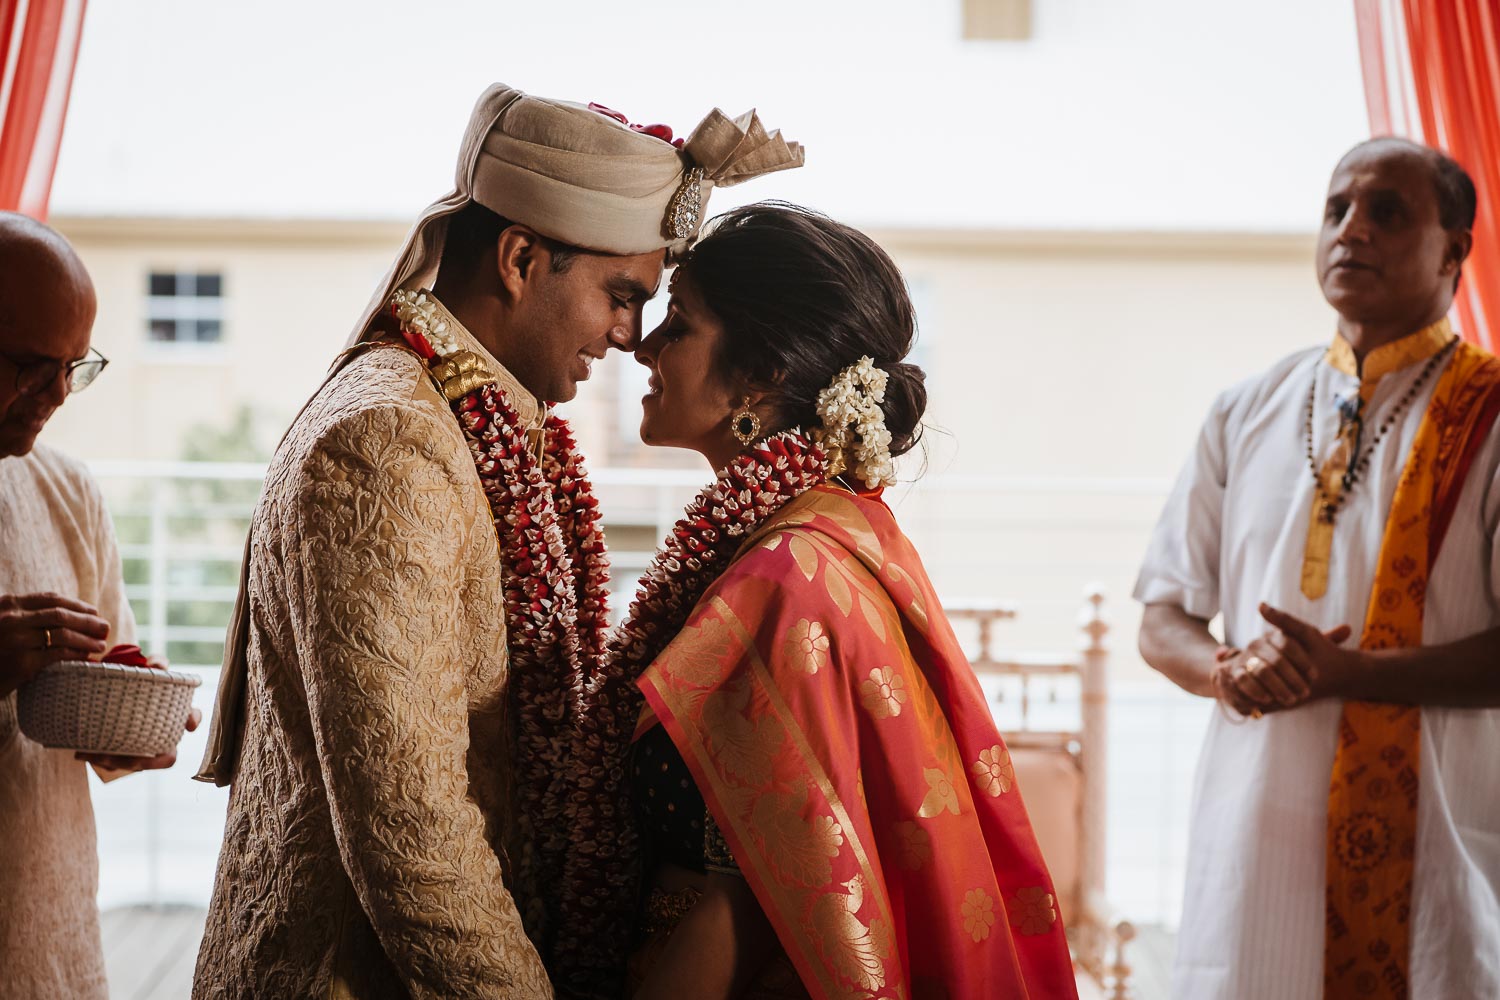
391, 289, 460, 357
810, 356, 898, 490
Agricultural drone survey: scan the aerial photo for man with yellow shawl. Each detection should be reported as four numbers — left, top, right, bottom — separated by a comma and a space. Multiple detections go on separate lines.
1137, 138, 1500, 1000
191, 84, 801, 999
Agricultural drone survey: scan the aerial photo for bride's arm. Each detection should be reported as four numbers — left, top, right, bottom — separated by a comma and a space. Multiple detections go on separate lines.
633, 872, 779, 1000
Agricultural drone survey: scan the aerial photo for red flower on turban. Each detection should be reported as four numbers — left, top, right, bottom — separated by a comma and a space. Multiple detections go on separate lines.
587, 102, 686, 149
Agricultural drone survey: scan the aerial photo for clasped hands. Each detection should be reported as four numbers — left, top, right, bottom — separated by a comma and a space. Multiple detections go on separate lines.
1211, 603, 1360, 719
1, 592, 200, 771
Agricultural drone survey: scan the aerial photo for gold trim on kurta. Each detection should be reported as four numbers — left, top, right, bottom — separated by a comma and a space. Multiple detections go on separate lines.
1302, 318, 1454, 599
1325, 317, 1453, 380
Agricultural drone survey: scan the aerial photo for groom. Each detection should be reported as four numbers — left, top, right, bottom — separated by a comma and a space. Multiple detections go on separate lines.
192, 83, 801, 1000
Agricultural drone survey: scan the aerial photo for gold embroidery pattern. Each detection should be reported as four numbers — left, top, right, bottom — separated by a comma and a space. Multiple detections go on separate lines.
892, 821, 932, 871
785, 619, 830, 675
666, 613, 739, 690
703, 811, 740, 874
858, 592, 889, 642
754, 790, 846, 887
642, 513, 926, 996
1007, 886, 1058, 936
193, 349, 551, 998
859, 666, 907, 720
918, 766, 961, 818
970, 745, 1015, 797
961, 889, 997, 942
808, 876, 891, 992
702, 680, 782, 786
790, 534, 820, 581
884, 561, 929, 633
826, 563, 854, 615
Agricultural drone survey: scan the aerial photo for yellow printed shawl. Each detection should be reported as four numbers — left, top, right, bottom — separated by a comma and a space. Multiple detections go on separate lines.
1324, 340, 1500, 998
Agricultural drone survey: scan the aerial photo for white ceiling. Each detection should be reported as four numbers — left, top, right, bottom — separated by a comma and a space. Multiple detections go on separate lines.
50, 0, 1369, 232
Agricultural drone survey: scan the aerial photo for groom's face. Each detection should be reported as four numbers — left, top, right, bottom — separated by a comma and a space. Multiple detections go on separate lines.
508, 244, 664, 403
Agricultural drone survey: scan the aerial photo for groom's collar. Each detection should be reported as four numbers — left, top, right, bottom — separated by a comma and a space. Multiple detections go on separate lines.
420, 292, 545, 430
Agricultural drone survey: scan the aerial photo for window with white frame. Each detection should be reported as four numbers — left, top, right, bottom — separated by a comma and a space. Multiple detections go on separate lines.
147, 272, 224, 343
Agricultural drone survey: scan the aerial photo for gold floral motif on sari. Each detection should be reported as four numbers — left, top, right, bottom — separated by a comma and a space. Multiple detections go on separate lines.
892, 821, 932, 872
917, 767, 961, 818
859, 667, 907, 719
971, 746, 1015, 797
753, 786, 845, 887
786, 619, 831, 675
961, 889, 997, 942
1007, 886, 1058, 935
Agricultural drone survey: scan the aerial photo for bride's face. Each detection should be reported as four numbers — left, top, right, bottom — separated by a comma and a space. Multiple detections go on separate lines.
634, 275, 743, 466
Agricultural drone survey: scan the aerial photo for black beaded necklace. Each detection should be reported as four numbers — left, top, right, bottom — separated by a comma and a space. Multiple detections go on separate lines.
1304, 337, 1457, 525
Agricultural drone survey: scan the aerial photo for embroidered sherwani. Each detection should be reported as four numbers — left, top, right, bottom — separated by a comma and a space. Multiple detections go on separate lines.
0, 444, 136, 1000
1136, 322, 1500, 1000
193, 309, 552, 999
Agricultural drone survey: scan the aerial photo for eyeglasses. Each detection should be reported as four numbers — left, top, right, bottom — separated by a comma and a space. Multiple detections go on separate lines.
0, 347, 109, 396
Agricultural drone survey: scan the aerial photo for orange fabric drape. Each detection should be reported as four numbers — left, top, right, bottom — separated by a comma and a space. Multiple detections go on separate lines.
1354, 0, 1500, 352
637, 486, 1079, 1000
0, 0, 88, 220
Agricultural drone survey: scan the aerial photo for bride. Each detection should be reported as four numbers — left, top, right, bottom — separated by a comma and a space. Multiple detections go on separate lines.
609, 202, 1077, 999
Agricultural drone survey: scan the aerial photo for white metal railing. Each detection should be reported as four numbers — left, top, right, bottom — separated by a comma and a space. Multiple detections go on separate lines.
82, 461, 1206, 930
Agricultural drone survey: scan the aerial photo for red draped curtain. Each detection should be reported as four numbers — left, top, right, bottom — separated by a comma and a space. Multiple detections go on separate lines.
1355, 0, 1500, 352
0, 0, 88, 220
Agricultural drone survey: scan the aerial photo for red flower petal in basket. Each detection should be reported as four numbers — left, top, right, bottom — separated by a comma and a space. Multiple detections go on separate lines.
102, 644, 151, 667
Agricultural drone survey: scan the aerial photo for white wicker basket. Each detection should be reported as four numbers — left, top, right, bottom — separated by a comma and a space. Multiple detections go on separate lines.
16, 659, 201, 757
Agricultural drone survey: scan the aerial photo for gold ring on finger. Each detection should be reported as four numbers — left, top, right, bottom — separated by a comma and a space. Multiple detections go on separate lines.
1250, 707, 1264, 720
42, 627, 53, 649
1245, 655, 1267, 674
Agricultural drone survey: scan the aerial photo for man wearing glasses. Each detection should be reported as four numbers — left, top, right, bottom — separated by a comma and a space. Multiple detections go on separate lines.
0, 212, 193, 998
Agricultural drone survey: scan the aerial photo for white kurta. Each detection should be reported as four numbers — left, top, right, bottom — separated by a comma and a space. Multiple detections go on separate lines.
1136, 341, 1500, 1000
0, 444, 136, 1000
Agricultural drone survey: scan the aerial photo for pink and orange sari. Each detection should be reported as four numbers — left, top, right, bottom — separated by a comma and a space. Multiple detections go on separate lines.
636, 484, 1078, 999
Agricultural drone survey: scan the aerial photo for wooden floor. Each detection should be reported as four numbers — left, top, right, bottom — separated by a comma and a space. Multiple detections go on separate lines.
102, 905, 1176, 999
101, 905, 206, 1000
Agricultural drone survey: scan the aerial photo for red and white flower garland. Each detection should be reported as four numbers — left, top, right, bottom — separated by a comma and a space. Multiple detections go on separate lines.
568, 430, 830, 969
393, 298, 624, 994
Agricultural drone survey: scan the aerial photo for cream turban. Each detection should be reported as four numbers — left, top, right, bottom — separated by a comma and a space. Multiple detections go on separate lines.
346, 82, 805, 348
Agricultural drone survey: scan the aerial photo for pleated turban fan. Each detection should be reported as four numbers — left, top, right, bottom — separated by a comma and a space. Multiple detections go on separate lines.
347, 82, 806, 349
